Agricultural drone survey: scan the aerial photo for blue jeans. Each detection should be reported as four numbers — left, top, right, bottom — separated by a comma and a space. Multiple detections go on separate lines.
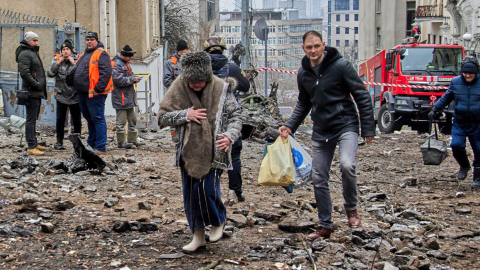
451, 121, 480, 168
78, 94, 108, 152
311, 131, 359, 229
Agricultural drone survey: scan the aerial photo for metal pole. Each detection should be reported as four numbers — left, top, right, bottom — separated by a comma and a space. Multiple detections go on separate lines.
161, 0, 165, 37
241, 0, 251, 70
20, 27, 25, 42
264, 27, 268, 96
0, 27, 3, 91
75, 26, 80, 53
53, 25, 57, 54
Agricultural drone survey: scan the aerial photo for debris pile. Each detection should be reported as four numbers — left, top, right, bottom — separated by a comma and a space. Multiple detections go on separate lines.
47, 134, 106, 173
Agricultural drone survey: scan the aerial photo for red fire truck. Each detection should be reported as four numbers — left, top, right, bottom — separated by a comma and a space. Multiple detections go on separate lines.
359, 43, 465, 134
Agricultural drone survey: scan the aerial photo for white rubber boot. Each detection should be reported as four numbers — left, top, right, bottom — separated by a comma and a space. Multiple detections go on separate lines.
209, 222, 225, 242
182, 228, 206, 253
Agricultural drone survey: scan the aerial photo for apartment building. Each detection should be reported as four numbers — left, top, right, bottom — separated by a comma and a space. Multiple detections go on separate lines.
218, 9, 322, 97
415, 0, 480, 56
327, 0, 359, 65
358, 0, 413, 62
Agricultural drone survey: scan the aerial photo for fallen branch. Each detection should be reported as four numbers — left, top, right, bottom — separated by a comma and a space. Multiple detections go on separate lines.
369, 238, 382, 270
302, 241, 317, 270
199, 260, 220, 270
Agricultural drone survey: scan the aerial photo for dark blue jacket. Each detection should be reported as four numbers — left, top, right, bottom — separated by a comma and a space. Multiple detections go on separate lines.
434, 74, 480, 123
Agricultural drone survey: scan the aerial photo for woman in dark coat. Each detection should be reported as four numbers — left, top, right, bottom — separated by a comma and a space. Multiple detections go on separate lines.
47, 39, 81, 150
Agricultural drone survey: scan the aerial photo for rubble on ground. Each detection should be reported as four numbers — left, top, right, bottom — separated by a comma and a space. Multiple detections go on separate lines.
0, 124, 478, 269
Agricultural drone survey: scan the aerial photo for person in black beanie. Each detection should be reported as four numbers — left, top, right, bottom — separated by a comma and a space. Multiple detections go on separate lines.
111, 45, 145, 149
431, 57, 480, 188
47, 39, 81, 150
163, 39, 190, 88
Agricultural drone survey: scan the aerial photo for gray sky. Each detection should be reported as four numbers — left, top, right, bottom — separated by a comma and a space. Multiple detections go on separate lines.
219, 0, 263, 11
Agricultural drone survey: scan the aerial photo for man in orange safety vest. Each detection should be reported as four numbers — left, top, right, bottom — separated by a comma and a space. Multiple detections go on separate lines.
72, 32, 113, 155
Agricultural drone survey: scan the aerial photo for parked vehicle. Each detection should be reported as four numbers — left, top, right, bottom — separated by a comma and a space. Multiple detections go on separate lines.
359, 41, 465, 134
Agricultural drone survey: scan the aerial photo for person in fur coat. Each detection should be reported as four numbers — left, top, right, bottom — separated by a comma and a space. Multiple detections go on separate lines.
158, 51, 242, 253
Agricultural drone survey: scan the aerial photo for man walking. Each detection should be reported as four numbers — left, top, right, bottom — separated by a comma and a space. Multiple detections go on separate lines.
204, 36, 250, 202
72, 32, 113, 155
430, 58, 480, 189
163, 39, 190, 88
279, 31, 375, 240
47, 39, 82, 150
111, 45, 145, 149
15, 31, 47, 156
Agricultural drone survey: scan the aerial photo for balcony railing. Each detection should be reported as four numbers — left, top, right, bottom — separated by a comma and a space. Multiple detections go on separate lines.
414, 5, 443, 18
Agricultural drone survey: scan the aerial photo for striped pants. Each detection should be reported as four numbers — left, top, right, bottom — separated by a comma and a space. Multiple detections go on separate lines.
181, 167, 227, 233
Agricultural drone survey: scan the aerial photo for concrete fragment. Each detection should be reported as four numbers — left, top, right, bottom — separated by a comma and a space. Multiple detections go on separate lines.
40, 222, 55, 233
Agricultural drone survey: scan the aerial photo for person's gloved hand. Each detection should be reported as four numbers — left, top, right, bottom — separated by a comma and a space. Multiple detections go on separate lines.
428, 109, 441, 119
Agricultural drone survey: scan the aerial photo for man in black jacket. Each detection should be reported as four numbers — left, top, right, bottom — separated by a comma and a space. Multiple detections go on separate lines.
204, 36, 250, 202
279, 31, 375, 240
15, 31, 47, 156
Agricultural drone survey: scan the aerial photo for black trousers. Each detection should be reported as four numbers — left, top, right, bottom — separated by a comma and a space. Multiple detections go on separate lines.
228, 139, 243, 194
56, 101, 82, 142
26, 97, 41, 149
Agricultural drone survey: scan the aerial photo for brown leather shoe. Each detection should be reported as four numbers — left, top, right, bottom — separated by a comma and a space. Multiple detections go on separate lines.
306, 227, 333, 240
346, 209, 361, 227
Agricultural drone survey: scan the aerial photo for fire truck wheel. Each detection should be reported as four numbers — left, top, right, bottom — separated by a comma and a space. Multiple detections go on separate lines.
378, 103, 401, 134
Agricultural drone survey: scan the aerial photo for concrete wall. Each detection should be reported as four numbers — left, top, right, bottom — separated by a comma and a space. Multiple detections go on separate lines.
0, 0, 100, 32
0, 0, 160, 58
359, 0, 407, 62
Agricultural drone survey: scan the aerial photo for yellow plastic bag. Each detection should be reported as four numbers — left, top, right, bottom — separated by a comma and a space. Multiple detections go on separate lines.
258, 136, 295, 186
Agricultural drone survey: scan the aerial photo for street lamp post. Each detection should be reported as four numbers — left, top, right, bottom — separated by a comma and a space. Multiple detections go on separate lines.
463, 33, 475, 57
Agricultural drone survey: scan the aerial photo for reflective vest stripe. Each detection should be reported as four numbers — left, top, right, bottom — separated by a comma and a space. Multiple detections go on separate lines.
88, 47, 114, 98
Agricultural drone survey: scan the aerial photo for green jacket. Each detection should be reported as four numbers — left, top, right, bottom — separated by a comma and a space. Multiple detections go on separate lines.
15, 40, 47, 99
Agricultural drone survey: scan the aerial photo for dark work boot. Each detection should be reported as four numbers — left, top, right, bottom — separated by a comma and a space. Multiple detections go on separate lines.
472, 167, 480, 189
117, 132, 133, 149
54, 140, 66, 150
127, 130, 146, 147
457, 167, 470, 180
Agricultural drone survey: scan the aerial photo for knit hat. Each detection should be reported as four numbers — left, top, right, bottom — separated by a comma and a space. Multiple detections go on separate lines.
121, 45, 136, 57
61, 39, 74, 53
86, 32, 98, 41
24, 31, 39, 42
176, 39, 190, 52
180, 52, 213, 83
461, 62, 479, 74
203, 37, 227, 53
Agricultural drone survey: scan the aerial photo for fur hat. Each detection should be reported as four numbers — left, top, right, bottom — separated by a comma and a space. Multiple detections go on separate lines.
180, 52, 213, 83
204, 37, 227, 53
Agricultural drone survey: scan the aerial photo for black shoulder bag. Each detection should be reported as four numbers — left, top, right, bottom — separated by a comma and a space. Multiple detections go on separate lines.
420, 119, 448, 165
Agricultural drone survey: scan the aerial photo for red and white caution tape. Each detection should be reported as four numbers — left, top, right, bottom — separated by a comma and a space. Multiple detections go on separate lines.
257, 67, 298, 75
364, 81, 448, 90
257, 67, 449, 90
